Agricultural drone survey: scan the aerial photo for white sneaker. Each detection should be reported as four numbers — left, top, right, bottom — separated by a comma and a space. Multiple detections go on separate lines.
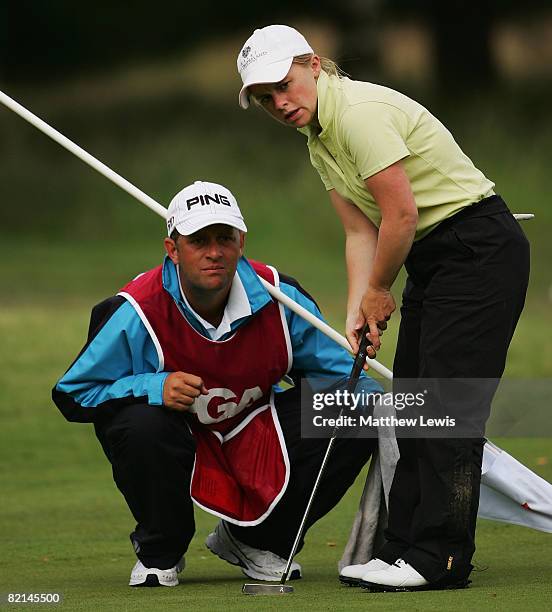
339, 558, 392, 586
360, 558, 429, 591
205, 521, 302, 582
129, 557, 184, 587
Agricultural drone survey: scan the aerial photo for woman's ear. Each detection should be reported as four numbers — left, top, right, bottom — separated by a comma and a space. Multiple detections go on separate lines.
311, 55, 321, 79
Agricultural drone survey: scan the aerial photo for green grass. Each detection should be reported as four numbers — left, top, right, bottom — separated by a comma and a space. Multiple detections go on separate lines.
1, 68, 551, 610
0, 305, 551, 611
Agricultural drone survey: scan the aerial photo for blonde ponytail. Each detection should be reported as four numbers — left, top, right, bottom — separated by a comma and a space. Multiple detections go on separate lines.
293, 54, 348, 78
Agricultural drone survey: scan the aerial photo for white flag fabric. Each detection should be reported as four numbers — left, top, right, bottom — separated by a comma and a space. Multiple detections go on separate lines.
479, 440, 552, 533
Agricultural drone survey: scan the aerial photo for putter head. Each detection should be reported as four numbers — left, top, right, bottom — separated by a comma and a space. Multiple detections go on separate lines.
242, 583, 294, 595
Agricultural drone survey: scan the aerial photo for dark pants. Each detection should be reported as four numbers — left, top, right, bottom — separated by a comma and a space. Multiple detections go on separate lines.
378, 196, 530, 583
95, 386, 375, 569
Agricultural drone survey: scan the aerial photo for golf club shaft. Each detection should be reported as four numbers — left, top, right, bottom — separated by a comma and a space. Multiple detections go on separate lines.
280, 326, 372, 584
0, 88, 393, 378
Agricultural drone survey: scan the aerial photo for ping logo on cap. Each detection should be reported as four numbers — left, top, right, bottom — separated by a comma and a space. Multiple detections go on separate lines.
186, 193, 231, 211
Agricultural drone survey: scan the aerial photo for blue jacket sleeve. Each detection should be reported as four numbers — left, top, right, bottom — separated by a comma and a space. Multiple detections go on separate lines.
279, 279, 382, 394
52, 299, 169, 422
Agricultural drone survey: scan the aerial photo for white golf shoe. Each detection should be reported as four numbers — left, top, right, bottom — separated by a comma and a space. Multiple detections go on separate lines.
129, 557, 185, 587
360, 558, 429, 591
339, 558, 392, 586
205, 521, 302, 581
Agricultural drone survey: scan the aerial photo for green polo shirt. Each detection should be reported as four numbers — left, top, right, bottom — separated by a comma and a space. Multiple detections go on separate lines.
298, 71, 495, 240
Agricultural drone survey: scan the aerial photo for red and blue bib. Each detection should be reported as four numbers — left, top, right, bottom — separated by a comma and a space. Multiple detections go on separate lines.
119, 260, 292, 525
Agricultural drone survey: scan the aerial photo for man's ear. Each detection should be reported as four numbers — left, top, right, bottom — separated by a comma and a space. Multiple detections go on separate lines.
239, 231, 245, 256
164, 237, 179, 264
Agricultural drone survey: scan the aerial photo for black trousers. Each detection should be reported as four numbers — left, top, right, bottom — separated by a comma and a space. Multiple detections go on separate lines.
377, 195, 530, 583
95, 385, 375, 569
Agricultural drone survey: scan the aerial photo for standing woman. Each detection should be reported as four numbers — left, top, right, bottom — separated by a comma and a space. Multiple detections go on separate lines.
236, 25, 530, 591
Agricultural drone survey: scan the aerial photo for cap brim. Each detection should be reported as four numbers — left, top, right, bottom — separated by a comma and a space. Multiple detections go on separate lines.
238, 57, 293, 109
174, 216, 247, 236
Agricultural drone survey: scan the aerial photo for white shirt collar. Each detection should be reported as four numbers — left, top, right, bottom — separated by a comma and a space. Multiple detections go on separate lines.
177, 268, 251, 340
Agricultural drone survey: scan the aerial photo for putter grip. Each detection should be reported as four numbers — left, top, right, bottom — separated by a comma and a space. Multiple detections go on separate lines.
347, 324, 372, 390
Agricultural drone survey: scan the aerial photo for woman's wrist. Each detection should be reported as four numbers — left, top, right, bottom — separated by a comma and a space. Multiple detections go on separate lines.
367, 281, 392, 293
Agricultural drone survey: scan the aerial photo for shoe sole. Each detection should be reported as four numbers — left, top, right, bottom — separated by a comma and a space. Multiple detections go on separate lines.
360, 578, 471, 592
130, 573, 178, 588
339, 576, 361, 587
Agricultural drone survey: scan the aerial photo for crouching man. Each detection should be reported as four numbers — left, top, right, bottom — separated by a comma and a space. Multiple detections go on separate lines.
52, 180, 378, 587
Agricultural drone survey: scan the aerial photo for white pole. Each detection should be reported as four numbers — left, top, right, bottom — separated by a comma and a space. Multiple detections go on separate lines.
0, 88, 394, 377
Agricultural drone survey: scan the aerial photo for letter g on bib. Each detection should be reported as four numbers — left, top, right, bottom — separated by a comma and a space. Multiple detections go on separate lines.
192, 386, 263, 424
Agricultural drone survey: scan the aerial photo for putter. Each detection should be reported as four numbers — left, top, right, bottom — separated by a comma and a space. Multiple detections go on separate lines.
242, 325, 372, 595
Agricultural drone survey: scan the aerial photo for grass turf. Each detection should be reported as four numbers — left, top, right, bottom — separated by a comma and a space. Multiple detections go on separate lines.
0, 304, 550, 611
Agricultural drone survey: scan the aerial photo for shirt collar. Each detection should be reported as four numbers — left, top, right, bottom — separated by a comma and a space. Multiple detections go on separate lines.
177, 267, 250, 340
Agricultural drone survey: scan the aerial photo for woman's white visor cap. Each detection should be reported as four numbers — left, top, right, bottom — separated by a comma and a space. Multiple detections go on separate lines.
237, 25, 313, 109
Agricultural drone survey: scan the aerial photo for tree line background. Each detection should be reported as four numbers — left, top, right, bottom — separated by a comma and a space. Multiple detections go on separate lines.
2, 0, 551, 89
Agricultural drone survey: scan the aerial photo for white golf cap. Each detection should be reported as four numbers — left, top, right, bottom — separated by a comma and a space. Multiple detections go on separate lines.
167, 181, 247, 236
237, 25, 313, 109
